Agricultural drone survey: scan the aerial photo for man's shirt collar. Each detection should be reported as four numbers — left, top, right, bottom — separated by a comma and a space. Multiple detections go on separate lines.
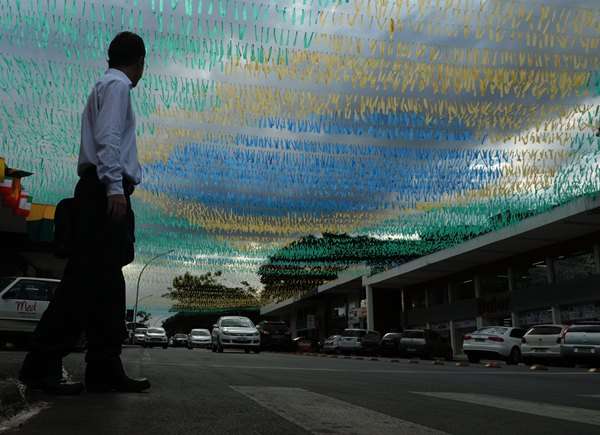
106, 68, 133, 88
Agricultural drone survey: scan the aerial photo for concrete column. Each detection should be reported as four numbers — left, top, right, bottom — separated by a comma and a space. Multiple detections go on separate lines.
594, 243, 600, 273
551, 306, 561, 324
545, 256, 555, 284
474, 275, 483, 329
366, 285, 375, 331
507, 266, 518, 327
289, 308, 298, 337
448, 320, 456, 356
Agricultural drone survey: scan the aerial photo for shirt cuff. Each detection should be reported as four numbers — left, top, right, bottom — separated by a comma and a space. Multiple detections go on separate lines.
106, 180, 124, 196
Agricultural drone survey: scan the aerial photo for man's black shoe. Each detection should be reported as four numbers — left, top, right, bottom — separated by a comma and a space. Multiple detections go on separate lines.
85, 376, 151, 393
20, 376, 84, 395
85, 358, 151, 393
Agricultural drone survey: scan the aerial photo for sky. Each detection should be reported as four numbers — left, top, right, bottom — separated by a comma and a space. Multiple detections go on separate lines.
1, 0, 599, 318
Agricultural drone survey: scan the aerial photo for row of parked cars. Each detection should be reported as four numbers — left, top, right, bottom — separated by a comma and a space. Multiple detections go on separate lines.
131, 317, 290, 354
463, 323, 600, 366
312, 322, 600, 366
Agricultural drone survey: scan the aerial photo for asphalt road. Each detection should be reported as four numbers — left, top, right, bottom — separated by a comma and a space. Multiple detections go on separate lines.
2, 348, 600, 435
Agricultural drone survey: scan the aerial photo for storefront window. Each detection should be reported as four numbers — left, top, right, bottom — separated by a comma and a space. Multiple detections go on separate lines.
513, 259, 549, 290
554, 249, 597, 282
453, 278, 475, 301
517, 308, 553, 328
479, 271, 509, 295
428, 286, 447, 305
405, 288, 427, 310
561, 302, 600, 322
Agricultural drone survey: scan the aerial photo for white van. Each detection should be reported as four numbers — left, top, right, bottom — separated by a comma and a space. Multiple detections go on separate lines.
0, 277, 59, 337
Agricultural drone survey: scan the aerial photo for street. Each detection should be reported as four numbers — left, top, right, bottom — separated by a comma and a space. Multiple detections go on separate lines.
1, 348, 600, 434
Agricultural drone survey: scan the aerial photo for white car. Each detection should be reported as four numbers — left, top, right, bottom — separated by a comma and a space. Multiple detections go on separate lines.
322, 335, 342, 353
521, 324, 566, 364
463, 326, 526, 364
188, 328, 212, 349
143, 327, 168, 349
0, 277, 59, 340
211, 316, 260, 353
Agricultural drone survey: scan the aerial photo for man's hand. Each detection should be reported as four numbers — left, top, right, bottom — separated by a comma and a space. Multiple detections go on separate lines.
107, 194, 128, 221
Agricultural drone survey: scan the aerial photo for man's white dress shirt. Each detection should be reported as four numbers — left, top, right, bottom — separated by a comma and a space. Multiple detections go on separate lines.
78, 68, 142, 196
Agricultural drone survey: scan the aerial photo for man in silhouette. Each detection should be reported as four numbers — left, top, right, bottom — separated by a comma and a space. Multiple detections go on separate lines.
20, 32, 150, 394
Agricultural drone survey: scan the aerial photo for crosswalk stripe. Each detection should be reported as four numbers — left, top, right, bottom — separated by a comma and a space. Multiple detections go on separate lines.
231, 386, 448, 435
413, 392, 600, 426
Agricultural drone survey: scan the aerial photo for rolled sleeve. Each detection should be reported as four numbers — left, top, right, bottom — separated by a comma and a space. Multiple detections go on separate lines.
93, 80, 130, 196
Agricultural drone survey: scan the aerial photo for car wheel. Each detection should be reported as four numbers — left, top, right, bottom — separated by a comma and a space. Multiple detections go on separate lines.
245, 349, 250, 354
507, 347, 521, 365
467, 353, 480, 363
163, 345, 168, 349
253, 349, 261, 354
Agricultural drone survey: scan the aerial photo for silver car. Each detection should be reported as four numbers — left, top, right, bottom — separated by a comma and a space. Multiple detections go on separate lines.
211, 316, 260, 353
144, 327, 168, 349
188, 328, 212, 349
133, 327, 148, 345
560, 323, 600, 364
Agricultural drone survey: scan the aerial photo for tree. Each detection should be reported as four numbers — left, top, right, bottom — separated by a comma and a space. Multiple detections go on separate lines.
136, 310, 151, 324
162, 271, 260, 313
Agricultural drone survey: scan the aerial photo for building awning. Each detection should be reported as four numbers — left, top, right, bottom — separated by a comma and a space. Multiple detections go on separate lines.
365, 195, 600, 290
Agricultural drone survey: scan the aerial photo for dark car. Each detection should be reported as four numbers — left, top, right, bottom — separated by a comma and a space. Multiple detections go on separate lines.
379, 332, 403, 356
257, 320, 292, 350
170, 333, 189, 348
293, 336, 321, 353
398, 329, 453, 361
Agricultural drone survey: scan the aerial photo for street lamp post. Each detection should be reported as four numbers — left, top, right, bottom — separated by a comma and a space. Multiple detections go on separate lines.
133, 249, 174, 329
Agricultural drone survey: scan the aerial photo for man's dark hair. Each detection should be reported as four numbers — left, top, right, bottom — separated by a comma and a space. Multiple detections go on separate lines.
108, 32, 146, 68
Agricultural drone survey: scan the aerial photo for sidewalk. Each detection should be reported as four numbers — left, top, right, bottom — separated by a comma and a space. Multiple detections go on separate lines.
0, 350, 29, 422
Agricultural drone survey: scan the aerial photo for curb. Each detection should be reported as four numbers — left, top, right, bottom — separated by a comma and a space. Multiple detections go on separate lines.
485, 362, 501, 368
529, 364, 548, 371
0, 379, 27, 420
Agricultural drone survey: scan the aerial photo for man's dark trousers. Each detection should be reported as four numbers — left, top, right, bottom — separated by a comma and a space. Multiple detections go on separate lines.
22, 169, 135, 381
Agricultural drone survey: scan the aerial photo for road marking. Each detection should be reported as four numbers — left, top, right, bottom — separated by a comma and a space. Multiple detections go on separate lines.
231, 386, 447, 435
0, 403, 49, 433
413, 392, 600, 426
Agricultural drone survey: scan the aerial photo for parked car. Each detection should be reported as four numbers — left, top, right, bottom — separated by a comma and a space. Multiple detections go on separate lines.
144, 327, 168, 349
379, 332, 403, 356
188, 328, 212, 349
0, 277, 59, 344
170, 333, 189, 348
257, 320, 292, 350
338, 329, 381, 355
211, 316, 260, 353
322, 335, 343, 354
463, 326, 525, 364
559, 323, 600, 365
133, 327, 148, 345
293, 336, 321, 353
521, 324, 566, 365
397, 329, 453, 360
